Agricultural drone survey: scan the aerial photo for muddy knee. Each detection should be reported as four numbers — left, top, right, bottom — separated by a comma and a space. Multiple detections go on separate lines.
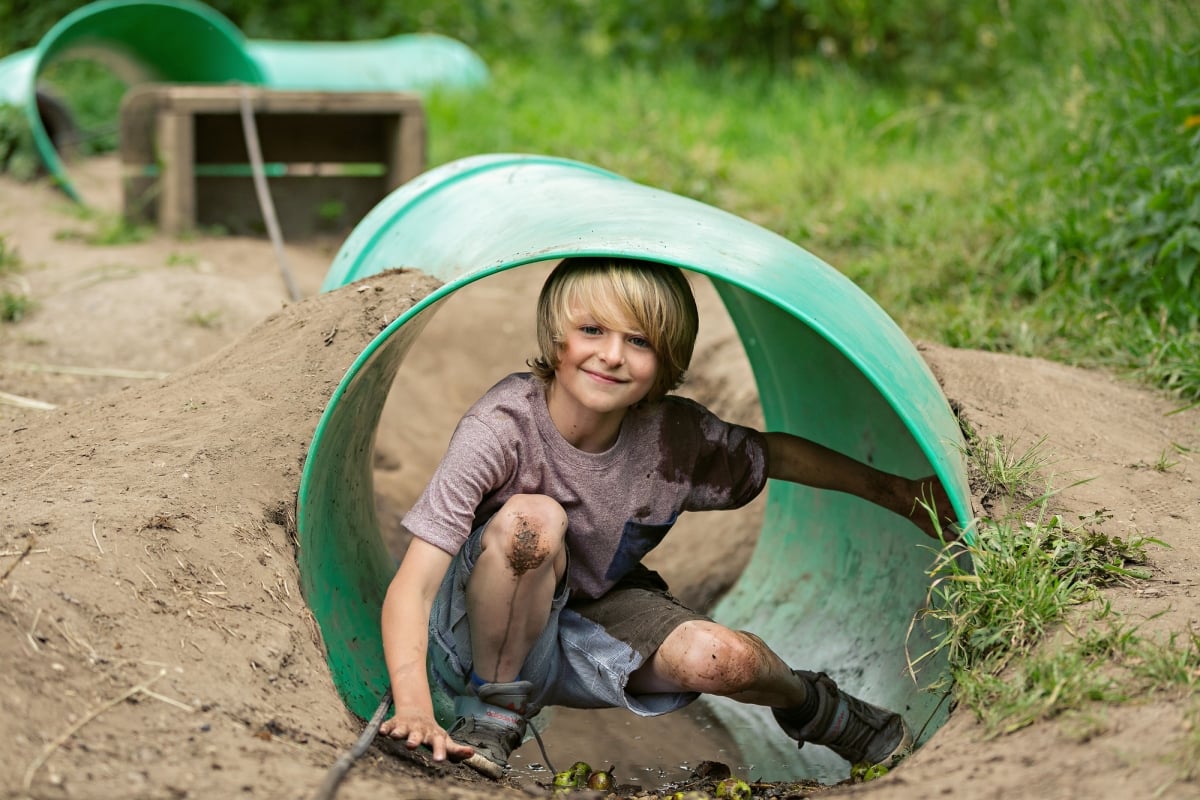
663, 622, 766, 695
481, 494, 567, 577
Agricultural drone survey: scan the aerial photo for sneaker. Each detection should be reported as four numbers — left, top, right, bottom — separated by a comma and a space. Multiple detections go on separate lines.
772, 670, 912, 766
449, 679, 532, 779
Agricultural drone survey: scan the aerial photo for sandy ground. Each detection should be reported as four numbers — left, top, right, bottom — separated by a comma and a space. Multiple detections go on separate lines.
1, 156, 1198, 800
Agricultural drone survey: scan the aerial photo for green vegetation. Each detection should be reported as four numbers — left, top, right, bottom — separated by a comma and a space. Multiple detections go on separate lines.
54, 206, 152, 246
185, 309, 223, 329
37, 58, 126, 155
0, 290, 31, 322
0, 232, 32, 322
0, 104, 38, 181
0, 232, 19, 271
166, 251, 200, 269
421, 0, 1198, 404
1, 1, 1194, 400
911, 432, 1197, 767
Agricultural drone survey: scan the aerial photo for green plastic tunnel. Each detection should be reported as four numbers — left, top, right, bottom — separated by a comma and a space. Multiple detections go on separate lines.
0, 0, 488, 201
296, 154, 971, 781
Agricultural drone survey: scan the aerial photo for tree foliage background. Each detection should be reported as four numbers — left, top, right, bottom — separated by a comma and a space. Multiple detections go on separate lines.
1, 0, 1197, 398
2, 0, 1071, 92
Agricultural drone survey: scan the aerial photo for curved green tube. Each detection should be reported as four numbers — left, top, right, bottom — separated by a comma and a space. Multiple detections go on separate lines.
299, 154, 970, 781
0, 0, 488, 201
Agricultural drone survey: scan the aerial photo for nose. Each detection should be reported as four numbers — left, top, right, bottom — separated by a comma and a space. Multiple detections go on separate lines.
598, 333, 625, 366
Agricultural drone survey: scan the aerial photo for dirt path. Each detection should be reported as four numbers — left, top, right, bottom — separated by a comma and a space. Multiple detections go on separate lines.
1, 158, 1197, 800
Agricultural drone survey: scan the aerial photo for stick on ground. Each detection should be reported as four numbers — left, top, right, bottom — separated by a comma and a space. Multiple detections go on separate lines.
310, 688, 393, 800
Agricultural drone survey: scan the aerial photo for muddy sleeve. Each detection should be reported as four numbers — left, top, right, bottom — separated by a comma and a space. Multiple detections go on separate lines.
675, 400, 769, 511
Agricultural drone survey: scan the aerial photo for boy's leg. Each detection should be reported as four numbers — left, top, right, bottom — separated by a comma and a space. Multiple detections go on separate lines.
629, 621, 911, 766
450, 494, 568, 777
466, 493, 568, 683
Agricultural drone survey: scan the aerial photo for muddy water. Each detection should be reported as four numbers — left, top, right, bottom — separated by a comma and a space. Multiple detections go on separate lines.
509, 703, 751, 791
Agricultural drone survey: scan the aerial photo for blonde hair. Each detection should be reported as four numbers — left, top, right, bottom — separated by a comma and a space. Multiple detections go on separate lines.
528, 257, 699, 403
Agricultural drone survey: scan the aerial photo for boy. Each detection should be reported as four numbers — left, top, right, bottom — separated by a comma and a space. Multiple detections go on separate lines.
379, 257, 955, 779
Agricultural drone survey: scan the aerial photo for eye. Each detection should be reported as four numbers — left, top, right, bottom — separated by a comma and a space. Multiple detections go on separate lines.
579, 324, 603, 336
628, 334, 652, 350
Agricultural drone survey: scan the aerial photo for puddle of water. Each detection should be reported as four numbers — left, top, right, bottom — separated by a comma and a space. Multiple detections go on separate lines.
507, 702, 755, 792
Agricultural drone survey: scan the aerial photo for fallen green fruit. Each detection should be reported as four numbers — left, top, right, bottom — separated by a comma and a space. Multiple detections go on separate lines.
863, 763, 890, 781
714, 777, 751, 800
587, 770, 612, 791
570, 760, 592, 785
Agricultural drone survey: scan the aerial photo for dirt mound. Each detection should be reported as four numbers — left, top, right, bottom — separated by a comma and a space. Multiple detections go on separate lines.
1, 269, 483, 799
2, 158, 1198, 800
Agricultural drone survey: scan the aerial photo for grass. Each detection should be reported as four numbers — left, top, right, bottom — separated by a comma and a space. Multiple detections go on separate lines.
166, 252, 200, 269
911, 432, 1196, 759
184, 310, 222, 329
55, 206, 153, 246
0, 232, 32, 322
1, 290, 32, 322
1, 3, 1193, 400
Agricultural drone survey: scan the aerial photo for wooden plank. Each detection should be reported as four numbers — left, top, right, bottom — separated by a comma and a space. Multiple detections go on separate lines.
393, 105, 426, 186
120, 84, 426, 237
155, 109, 194, 235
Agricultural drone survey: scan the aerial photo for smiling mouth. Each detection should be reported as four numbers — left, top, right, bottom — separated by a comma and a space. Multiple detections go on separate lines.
583, 368, 625, 385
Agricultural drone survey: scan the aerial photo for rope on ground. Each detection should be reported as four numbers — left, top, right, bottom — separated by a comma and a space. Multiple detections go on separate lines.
238, 88, 303, 303
310, 688, 393, 800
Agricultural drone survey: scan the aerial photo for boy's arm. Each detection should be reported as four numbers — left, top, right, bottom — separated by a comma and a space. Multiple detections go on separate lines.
379, 537, 474, 762
762, 431, 958, 540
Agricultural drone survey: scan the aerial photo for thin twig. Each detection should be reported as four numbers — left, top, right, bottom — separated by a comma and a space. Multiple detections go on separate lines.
310, 688, 393, 800
140, 688, 195, 713
2, 361, 169, 380
0, 390, 55, 411
26, 608, 42, 652
208, 566, 226, 587
22, 670, 167, 791
90, 519, 104, 556
136, 565, 158, 589
0, 538, 36, 584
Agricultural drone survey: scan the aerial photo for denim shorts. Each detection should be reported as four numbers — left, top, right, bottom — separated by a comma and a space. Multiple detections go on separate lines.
426, 523, 709, 724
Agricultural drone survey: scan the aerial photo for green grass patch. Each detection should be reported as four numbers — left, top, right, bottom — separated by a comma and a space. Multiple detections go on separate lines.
3, 0, 1194, 402
166, 252, 200, 269
0, 232, 21, 273
54, 210, 153, 247
184, 310, 222, 329
1, 290, 32, 322
0, 103, 38, 181
911, 431, 1190, 742
0, 233, 31, 322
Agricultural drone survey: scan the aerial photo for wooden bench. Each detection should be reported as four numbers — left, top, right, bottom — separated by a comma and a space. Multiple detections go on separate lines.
120, 84, 425, 237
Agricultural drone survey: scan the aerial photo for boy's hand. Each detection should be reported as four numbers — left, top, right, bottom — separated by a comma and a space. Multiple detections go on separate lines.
380, 709, 474, 762
904, 475, 960, 541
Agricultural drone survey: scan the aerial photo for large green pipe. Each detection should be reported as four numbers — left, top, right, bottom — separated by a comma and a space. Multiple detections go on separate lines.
297, 154, 971, 782
0, 0, 488, 201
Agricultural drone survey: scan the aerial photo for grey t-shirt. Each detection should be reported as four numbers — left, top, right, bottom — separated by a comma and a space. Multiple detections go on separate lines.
403, 372, 768, 599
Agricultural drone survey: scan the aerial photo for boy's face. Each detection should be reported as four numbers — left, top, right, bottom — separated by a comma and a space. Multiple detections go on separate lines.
551, 307, 659, 418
